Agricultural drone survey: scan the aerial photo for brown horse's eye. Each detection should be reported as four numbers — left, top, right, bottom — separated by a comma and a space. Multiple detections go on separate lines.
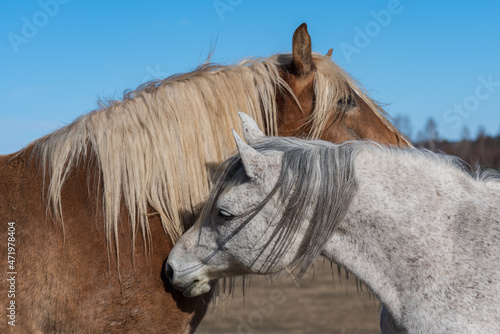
337, 96, 357, 110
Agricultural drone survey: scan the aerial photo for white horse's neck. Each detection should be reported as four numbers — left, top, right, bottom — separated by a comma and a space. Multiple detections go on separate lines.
321, 147, 500, 333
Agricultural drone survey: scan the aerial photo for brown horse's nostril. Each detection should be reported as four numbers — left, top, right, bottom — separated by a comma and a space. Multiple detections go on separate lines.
165, 262, 174, 282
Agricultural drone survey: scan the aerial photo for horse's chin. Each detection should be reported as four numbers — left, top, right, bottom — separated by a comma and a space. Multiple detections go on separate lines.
182, 280, 212, 297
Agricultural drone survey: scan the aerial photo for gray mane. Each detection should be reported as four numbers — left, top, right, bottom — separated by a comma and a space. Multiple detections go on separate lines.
201, 137, 359, 277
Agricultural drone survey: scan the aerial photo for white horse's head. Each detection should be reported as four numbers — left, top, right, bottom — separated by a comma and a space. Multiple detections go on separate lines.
166, 113, 294, 297
166, 113, 356, 297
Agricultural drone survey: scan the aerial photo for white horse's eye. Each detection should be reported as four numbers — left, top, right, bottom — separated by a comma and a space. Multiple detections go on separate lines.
217, 209, 234, 219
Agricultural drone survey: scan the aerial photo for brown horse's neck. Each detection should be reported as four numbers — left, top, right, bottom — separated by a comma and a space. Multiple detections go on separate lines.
0, 147, 210, 332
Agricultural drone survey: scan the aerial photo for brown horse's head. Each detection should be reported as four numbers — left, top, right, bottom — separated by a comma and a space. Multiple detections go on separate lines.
275, 23, 410, 147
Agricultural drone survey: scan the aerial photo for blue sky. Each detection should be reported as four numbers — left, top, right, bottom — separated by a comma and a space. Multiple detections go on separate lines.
1, 0, 500, 153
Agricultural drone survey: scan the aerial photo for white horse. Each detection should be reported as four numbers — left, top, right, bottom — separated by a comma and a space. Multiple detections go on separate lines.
167, 113, 500, 333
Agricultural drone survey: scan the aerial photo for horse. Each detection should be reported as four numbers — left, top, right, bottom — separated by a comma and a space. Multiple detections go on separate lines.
167, 113, 500, 333
0, 24, 409, 332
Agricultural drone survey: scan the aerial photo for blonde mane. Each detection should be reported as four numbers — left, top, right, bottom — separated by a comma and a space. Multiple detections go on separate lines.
30, 53, 408, 256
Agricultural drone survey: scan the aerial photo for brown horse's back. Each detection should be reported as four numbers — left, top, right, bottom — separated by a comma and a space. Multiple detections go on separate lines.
0, 148, 208, 333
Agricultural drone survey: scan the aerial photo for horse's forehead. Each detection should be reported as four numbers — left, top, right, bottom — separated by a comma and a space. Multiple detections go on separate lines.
219, 180, 266, 208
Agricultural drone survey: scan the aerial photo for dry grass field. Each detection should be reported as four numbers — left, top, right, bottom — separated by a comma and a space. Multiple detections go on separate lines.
196, 259, 382, 334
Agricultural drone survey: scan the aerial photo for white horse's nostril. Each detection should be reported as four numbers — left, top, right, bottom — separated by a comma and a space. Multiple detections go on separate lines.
165, 262, 174, 282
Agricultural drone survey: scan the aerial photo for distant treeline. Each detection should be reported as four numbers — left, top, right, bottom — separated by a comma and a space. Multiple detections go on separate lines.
394, 115, 500, 171
417, 134, 500, 171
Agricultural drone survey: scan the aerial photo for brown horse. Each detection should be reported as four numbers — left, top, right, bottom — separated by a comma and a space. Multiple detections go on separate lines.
0, 23, 409, 333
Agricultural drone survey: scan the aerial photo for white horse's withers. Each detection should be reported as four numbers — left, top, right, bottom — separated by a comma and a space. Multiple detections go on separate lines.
167, 113, 500, 333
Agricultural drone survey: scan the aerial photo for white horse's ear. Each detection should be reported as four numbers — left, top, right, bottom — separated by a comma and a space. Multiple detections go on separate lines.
232, 130, 267, 180
237, 111, 265, 145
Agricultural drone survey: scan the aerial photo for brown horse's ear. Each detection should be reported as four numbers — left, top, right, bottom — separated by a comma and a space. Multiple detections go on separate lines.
292, 23, 315, 76
326, 48, 333, 58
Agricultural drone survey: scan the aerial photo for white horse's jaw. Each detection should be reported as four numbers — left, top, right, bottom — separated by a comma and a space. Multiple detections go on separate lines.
182, 280, 212, 297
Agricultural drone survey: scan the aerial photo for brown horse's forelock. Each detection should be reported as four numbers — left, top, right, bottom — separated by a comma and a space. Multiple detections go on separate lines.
28, 52, 402, 261
200, 137, 359, 278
